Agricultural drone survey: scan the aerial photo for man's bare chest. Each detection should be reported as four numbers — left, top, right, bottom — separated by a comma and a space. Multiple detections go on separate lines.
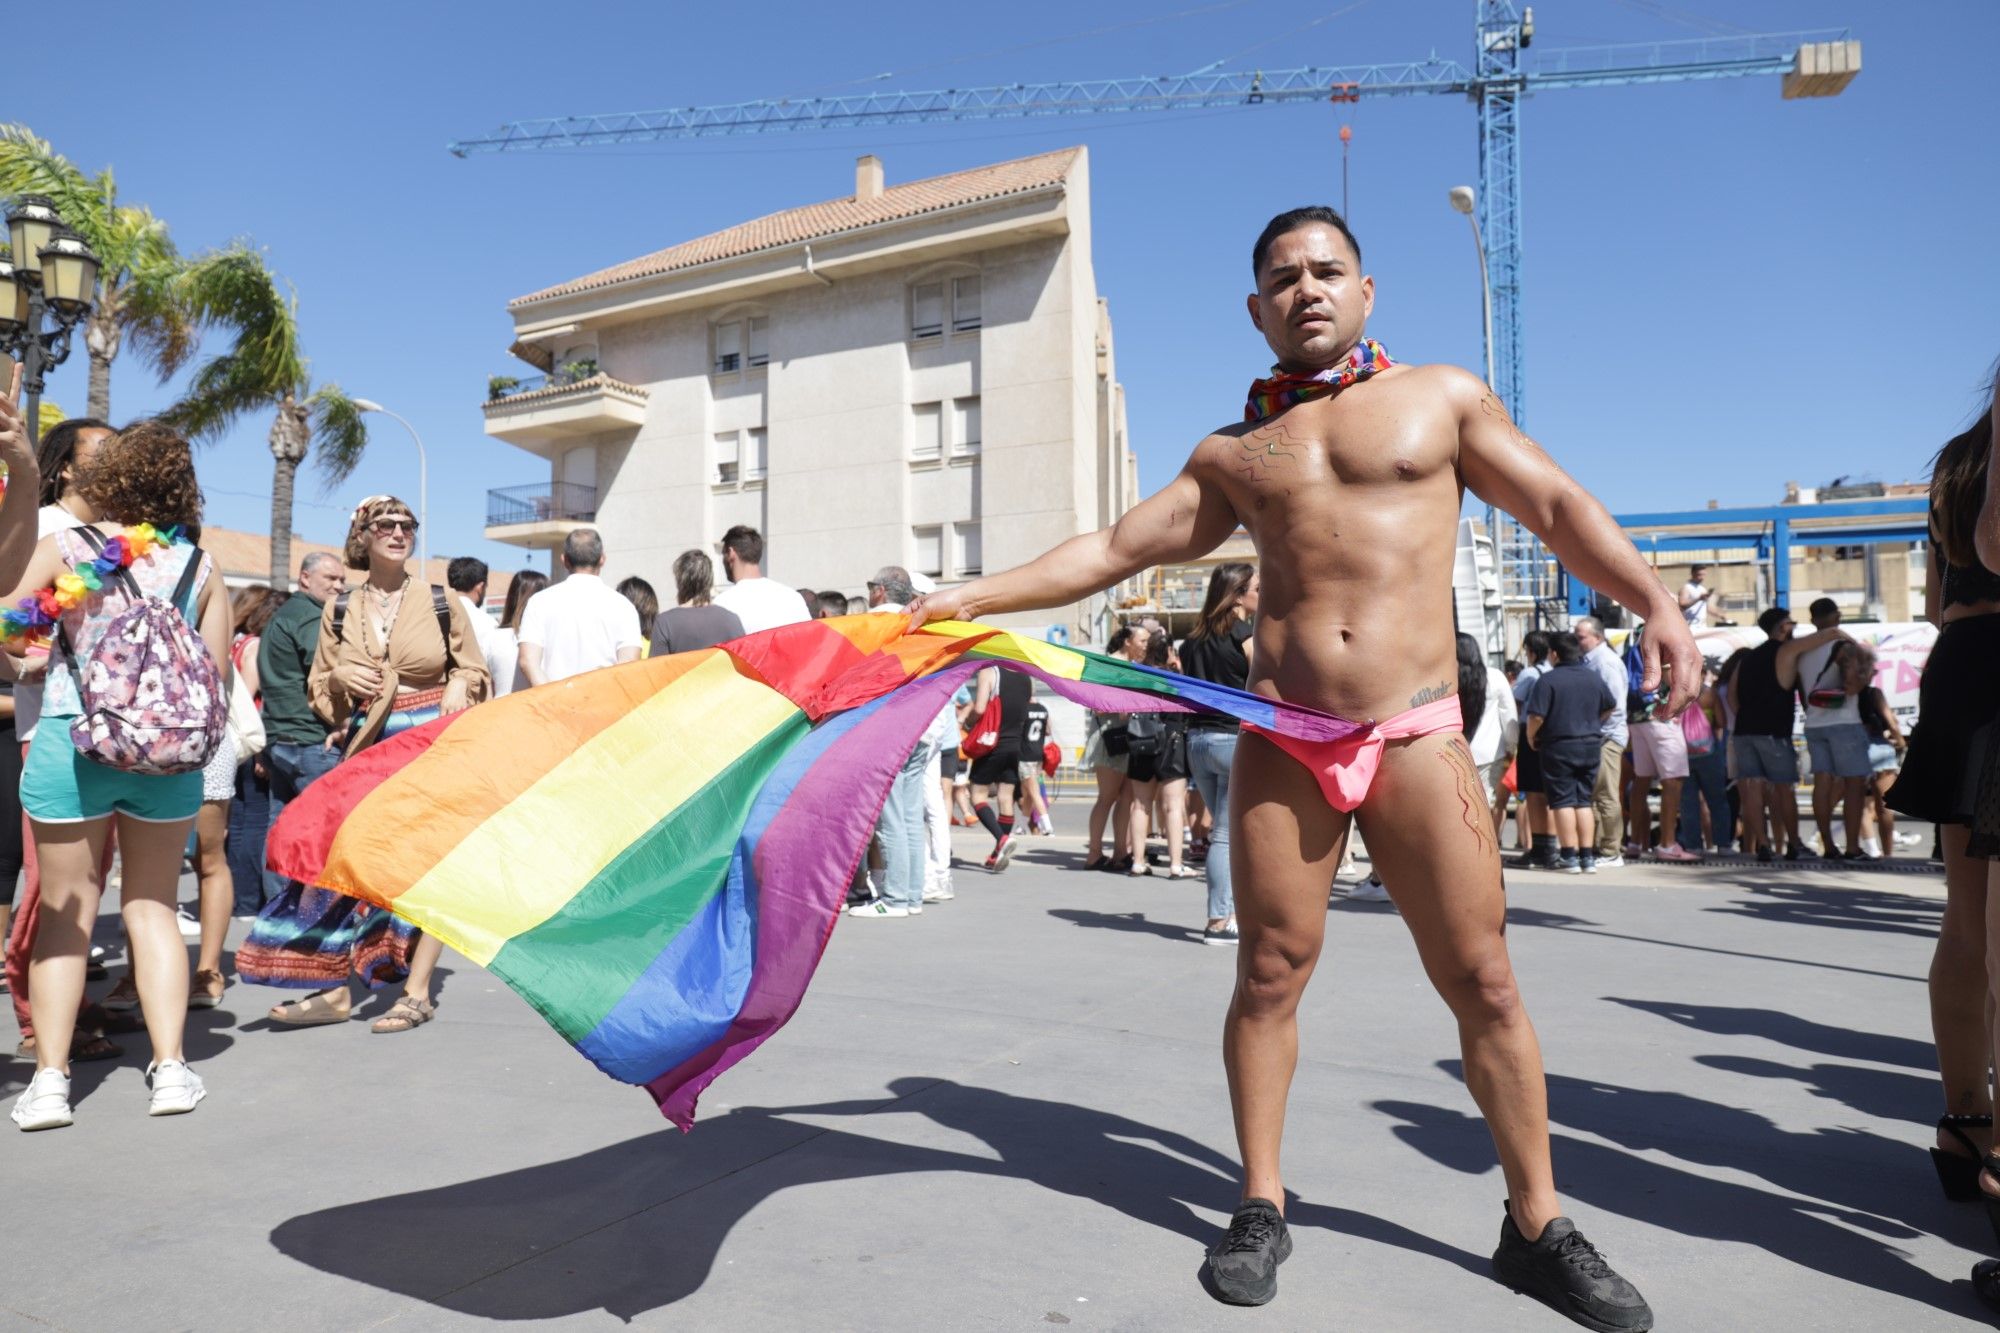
1215, 390, 1458, 505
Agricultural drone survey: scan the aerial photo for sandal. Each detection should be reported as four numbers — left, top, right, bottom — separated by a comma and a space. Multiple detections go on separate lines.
1080, 855, 1108, 871
188, 969, 226, 1011
1165, 866, 1198, 879
371, 995, 435, 1034
70, 1030, 123, 1062
269, 991, 352, 1026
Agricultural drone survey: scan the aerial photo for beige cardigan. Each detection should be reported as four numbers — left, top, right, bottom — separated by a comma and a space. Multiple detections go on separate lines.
308, 580, 489, 754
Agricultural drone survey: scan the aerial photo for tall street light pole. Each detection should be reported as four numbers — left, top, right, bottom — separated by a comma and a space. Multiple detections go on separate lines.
1, 197, 100, 446
351, 399, 428, 577
1448, 185, 1496, 391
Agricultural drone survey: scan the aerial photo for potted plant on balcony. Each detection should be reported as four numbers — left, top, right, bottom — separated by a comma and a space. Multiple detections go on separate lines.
487, 375, 520, 401
558, 358, 599, 384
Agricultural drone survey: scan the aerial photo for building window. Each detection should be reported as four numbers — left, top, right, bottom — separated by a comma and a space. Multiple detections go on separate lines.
714, 321, 742, 375
911, 402, 943, 461
745, 427, 768, 481
951, 396, 981, 456
912, 525, 944, 578
953, 521, 982, 578
952, 275, 982, 332
714, 431, 739, 486
747, 317, 769, 369
911, 283, 944, 340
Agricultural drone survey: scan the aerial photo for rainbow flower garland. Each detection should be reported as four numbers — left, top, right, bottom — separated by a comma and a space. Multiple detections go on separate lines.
0, 523, 182, 646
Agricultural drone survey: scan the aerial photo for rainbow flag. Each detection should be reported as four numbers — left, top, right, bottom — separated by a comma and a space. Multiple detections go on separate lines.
268, 616, 1360, 1127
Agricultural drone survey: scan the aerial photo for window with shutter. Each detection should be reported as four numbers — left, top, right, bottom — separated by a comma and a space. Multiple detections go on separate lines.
954, 522, 982, 577
911, 283, 944, 340
952, 275, 982, 332
745, 427, 768, 481
911, 402, 943, 460
714, 321, 742, 375
714, 431, 740, 486
747, 316, 769, 369
952, 396, 981, 456
912, 526, 944, 578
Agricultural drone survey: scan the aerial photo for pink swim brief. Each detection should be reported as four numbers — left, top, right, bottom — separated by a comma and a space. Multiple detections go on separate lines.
1244, 695, 1465, 812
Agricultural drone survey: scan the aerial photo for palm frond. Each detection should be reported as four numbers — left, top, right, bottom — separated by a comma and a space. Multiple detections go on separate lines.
158, 244, 309, 436
0, 124, 102, 235
307, 383, 370, 485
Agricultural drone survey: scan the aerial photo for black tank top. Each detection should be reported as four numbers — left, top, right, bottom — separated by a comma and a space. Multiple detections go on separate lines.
992, 668, 1033, 748
1732, 641, 1796, 738
1941, 549, 2000, 608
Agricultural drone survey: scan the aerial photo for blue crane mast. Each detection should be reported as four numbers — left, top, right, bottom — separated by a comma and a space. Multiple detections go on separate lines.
450, 4, 1858, 621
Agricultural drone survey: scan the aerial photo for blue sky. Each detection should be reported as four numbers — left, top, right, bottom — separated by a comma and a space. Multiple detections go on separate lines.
16, 1, 1994, 580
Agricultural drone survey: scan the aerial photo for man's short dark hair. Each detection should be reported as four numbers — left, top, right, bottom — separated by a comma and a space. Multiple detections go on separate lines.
1252, 206, 1362, 279
1550, 631, 1583, 666
447, 556, 488, 594
1758, 606, 1791, 636
1521, 629, 1551, 664
1691, 564, 1709, 576
721, 525, 764, 566
563, 527, 605, 570
817, 590, 849, 619
1808, 596, 1840, 623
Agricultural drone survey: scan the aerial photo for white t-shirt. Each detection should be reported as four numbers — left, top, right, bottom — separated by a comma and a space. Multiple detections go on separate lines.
18, 502, 91, 743
1679, 581, 1709, 627
714, 576, 811, 635
1471, 666, 1520, 767
1798, 638, 1860, 729
487, 626, 522, 697
516, 572, 643, 684
457, 593, 510, 698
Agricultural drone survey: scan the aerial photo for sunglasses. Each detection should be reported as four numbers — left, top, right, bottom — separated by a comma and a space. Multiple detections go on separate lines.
370, 518, 418, 535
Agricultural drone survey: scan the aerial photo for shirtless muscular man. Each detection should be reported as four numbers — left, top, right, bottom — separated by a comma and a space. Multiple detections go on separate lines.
909, 207, 1699, 1330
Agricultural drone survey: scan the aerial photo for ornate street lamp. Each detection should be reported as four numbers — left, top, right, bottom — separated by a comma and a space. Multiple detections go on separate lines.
1, 196, 100, 445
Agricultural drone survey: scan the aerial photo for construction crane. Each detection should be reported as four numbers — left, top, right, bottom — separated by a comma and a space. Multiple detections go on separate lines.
449, 3, 1859, 621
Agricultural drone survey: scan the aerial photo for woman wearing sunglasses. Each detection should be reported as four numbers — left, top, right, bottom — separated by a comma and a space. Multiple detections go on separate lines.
238, 495, 487, 1033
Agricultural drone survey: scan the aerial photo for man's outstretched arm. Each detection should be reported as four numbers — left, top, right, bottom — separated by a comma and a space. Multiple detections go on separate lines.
910, 458, 1239, 624
1452, 372, 1701, 717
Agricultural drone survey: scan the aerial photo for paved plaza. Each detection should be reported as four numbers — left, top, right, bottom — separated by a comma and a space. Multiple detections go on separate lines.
2, 825, 1991, 1331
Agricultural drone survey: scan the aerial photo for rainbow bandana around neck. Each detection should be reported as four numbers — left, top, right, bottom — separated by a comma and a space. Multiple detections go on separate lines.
1244, 338, 1394, 422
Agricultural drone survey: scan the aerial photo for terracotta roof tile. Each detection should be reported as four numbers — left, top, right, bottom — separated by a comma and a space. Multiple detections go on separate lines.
513, 147, 1080, 307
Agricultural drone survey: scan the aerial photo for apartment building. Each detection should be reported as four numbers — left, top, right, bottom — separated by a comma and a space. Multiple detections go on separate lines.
481, 146, 1137, 642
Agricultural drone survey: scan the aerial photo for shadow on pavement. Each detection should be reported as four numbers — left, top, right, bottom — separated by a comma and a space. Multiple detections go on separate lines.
270, 1077, 1485, 1322
1606, 997, 1936, 1070
1702, 882, 1944, 939
1374, 1093, 1984, 1319
1694, 1053, 1936, 1123
1046, 908, 1202, 944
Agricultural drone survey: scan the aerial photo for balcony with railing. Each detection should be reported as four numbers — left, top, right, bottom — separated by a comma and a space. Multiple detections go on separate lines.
484, 480, 599, 548
483, 364, 648, 453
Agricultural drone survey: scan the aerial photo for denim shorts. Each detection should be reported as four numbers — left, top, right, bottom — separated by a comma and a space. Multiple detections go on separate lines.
1806, 723, 1873, 780
1867, 741, 1900, 775
1733, 734, 1799, 785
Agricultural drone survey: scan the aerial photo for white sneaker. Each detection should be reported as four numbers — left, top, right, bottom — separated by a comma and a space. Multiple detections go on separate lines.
175, 908, 202, 939
1894, 831, 1922, 848
11, 1068, 73, 1131
921, 882, 955, 903
146, 1060, 206, 1117
1860, 836, 1884, 859
1595, 854, 1626, 869
1349, 875, 1391, 902
847, 901, 911, 919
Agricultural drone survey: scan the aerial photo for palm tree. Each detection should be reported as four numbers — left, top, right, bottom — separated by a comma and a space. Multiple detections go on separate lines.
0, 124, 198, 420
161, 246, 368, 585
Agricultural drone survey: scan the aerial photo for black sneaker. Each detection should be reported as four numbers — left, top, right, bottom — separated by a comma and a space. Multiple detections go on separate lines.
1755, 846, 1774, 864
1492, 1206, 1653, 1331
1785, 844, 1811, 862
1206, 1198, 1292, 1305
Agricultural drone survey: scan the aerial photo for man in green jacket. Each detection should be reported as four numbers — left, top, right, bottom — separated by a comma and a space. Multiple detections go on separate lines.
257, 552, 348, 848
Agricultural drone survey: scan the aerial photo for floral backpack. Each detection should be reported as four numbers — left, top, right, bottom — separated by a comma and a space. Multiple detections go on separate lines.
56, 528, 226, 776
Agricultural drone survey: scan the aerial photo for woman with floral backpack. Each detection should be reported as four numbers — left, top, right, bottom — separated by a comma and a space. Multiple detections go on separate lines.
3, 420, 231, 1131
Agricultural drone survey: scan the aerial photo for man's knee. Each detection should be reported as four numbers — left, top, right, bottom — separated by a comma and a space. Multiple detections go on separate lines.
1434, 951, 1523, 1028
1235, 931, 1317, 1016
